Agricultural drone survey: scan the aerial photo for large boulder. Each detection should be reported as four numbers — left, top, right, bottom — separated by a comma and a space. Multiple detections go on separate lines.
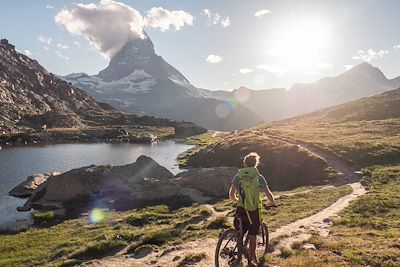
173, 167, 238, 197
17, 156, 193, 213
9, 172, 60, 198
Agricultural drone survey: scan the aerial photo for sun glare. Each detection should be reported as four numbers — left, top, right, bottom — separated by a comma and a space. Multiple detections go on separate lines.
267, 18, 332, 69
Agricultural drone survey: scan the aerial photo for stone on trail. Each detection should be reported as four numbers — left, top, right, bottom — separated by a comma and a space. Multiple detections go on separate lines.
302, 243, 316, 250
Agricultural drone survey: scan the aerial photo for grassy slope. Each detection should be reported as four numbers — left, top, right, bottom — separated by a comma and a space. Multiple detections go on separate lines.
260, 88, 400, 167
185, 88, 400, 266
184, 131, 334, 190
0, 186, 352, 267
266, 166, 400, 267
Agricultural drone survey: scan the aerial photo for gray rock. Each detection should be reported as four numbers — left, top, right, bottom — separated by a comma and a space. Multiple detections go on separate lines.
9, 172, 60, 198
173, 167, 238, 197
16, 156, 218, 214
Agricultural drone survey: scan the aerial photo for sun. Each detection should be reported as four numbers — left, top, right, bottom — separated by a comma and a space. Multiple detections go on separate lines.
267, 18, 332, 69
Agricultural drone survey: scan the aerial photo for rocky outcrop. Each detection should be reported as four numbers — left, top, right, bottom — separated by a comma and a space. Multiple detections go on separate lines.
173, 167, 238, 197
9, 172, 59, 198
15, 156, 221, 214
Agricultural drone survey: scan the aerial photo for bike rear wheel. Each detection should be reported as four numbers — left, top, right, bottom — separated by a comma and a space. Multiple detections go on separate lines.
215, 229, 242, 267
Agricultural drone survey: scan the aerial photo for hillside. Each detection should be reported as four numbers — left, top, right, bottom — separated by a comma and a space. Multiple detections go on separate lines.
0, 39, 206, 143
203, 62, 400, 122
187, 88, 400, 172
262, 87, 400, 167
63, 34, 263, 131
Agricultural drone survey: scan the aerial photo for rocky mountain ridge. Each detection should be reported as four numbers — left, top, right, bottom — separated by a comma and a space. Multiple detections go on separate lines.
63, 34, 263, 131
0, 39, 206, 141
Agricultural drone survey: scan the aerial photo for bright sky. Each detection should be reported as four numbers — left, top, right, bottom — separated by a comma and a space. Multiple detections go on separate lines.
1, 0, 400, 90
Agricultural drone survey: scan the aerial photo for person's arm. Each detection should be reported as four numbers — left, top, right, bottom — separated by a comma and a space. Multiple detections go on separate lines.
229, 184, 238, 202
261, 186, 276, 206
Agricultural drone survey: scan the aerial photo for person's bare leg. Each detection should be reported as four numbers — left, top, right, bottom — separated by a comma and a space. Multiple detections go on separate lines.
248, 234, 257, 265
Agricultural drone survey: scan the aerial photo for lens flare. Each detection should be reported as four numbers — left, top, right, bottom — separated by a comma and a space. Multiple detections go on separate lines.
88, 208, 105, 224
215, 103, 230, 118
234, 87, 251, 103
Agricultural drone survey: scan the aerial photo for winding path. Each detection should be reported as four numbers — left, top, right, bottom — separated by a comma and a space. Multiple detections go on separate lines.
81, 134, 366, 267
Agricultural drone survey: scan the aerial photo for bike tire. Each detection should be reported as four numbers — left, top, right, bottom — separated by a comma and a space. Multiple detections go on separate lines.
260, 223, 269, 255
215, 229, 241, 267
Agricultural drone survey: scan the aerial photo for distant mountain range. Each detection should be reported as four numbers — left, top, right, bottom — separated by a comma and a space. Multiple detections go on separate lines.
62, 33, 400, 129
202, 62, 400, 121
63, 33, 262, 131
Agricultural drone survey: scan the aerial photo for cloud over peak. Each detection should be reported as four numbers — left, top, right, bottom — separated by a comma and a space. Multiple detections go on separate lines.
55, 0, 193, 58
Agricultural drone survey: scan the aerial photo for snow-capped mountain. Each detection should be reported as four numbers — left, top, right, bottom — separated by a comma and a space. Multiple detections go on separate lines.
64, 34, 262, 131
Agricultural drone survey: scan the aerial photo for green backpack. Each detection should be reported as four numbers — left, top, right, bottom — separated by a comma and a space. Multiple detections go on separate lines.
236, 167, 262, 224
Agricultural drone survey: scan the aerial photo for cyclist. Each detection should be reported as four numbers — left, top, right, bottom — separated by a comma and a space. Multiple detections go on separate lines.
229, 152, 276, 266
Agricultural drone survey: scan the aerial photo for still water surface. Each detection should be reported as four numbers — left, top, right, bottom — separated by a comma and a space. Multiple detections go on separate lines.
0, 141, 191, 228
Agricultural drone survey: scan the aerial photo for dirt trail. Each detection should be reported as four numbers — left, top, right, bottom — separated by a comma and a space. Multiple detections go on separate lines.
81, 135, 366, 267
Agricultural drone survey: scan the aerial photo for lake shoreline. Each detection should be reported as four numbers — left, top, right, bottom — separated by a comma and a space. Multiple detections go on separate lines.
0, 140, 194, 230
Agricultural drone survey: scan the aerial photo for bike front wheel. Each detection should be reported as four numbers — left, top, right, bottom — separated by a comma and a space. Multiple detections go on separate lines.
215, 229, 242, 267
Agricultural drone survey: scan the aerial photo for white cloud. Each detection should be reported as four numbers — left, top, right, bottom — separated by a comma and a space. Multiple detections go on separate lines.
55, 1, 193, 58
57, 42, 69, 49
239, 68, 253, 74
202, 9, 230, 27
202, 9, 220, 25
344, 64, 353, 71
221, 17, 231, 27
254, 9, 271, 17
46, 5, 54, 9
43, 46, 50, 50
352, 49, 388, 62
206, 54, 223, 64
256, 64, 286, 76
55, 51, 69, 60
55, 0, 145, 59
37, 35, 53, 45
394, 44, 400, 51
23, 50, 32, 56
144, 7, 193, 32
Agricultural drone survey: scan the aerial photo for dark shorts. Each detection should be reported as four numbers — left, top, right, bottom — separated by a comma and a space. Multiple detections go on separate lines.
234, 206, 260, 236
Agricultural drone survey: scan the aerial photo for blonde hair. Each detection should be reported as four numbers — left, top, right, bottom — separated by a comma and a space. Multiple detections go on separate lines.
243, 152, 260, 167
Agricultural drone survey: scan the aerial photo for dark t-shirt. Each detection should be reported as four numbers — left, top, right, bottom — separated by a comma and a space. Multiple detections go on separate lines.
231, 174, 268, 188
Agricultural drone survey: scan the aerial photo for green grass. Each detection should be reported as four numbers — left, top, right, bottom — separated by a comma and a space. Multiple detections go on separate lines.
32, 211, 55, 225
0, 183, 355, 266
0, 205, 209, 267
178, 252, 206, 266
184, 131, 225, 146
205, 216, 231, 230
265, 165, 400, 267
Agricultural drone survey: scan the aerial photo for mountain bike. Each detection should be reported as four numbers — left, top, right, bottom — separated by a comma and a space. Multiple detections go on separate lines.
215, 205, 277, 267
